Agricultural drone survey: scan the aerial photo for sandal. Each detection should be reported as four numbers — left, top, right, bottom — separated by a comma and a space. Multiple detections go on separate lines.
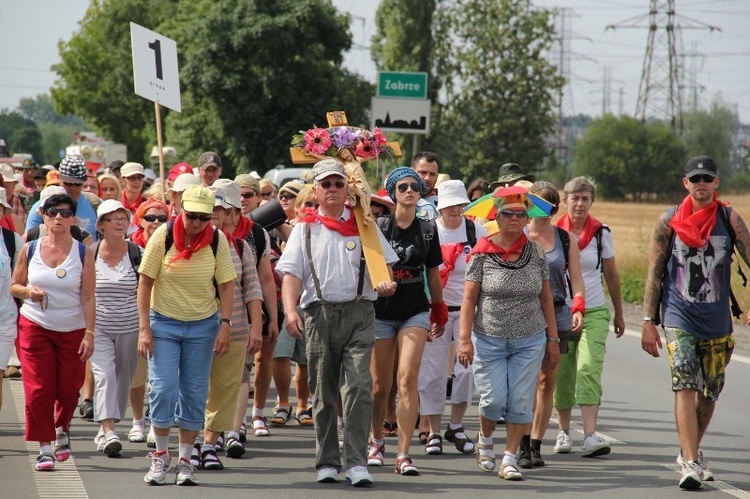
295, 408, 314, 426
239, 422, 247, 443
270, 405, 291, 426
498, 461, 524, 481
383, 420, 398, 437
444, 425, 476, 454
53, 431, 71, 462
35, 452, 55, 471
418, 431, 429, 445
201, 447, 224, 470
253, 416, 270, 436
476, 433, 496, 473
424, 433, 443, 455
367, 439, 385, 466
394, 453, 419, 476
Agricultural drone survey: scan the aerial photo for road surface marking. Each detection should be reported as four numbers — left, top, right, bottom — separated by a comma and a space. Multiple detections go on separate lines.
661, 464, 750, 498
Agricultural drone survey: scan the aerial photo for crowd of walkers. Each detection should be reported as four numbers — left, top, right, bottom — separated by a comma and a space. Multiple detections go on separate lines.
0, 151, 738, 490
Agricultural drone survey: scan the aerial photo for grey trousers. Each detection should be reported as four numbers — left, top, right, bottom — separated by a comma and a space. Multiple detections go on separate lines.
90, 331, 139, 423
305, 299, 375, 472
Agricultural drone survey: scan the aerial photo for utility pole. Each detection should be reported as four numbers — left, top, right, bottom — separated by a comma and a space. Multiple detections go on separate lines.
602, 67, 612, 116
555, 8, 572, 177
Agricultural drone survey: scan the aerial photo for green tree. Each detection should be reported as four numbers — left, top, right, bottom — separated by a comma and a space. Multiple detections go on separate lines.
18, 94, 85, 127
0, 110, 44, 161
431, 0, 564, 183
683, 98, 738, 172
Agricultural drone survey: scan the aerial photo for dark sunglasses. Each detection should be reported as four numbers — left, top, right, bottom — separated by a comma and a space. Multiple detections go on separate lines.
499, 209, 528, 219
143, 214, 168, 223
260, 191, 273, 197
46, 208, 75, 218
184, 212, 212, 222
688, 174, 716, 184
62, 182, 84, 187
279, 193, 296, 200
241, 191, 256, 199
320, 180, 347, 190
304, 201, 320, 209
397, 182, 420, 193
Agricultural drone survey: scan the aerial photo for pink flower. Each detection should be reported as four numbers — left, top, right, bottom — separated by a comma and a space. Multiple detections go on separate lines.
355, 139, 375, 159
372, 128, 388, 148
303, 128, 332, 155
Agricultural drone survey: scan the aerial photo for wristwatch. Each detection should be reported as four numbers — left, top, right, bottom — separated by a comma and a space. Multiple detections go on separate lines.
643, 316, 655, 323
220, 318, 232, 327
546, 337, 560, 344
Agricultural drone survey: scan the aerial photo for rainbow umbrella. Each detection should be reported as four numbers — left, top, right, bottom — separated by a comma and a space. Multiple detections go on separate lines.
463, 186, 554, 219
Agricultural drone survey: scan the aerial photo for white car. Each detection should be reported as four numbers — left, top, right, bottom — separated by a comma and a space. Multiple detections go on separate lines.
263, 166, 312, 188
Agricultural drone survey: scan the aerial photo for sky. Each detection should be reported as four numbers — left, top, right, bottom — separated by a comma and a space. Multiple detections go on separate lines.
1, 0, 749, 124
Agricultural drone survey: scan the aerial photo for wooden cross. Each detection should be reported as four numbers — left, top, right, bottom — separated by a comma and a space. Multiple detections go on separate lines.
289, 111, 402, 288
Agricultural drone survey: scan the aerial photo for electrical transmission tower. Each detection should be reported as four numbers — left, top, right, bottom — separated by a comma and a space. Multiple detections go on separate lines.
555, 8, 572, 175
607, 0, 719, 133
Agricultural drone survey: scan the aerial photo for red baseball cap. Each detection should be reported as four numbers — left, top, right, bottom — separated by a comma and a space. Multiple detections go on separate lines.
168, 162, 193, 181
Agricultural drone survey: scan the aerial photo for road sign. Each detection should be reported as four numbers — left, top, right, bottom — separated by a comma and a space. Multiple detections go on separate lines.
377, 72, 428, 99
130, 23, 181, 112
371, 97, 431, 135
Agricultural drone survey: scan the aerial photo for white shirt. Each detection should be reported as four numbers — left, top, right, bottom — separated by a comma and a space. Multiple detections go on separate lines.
276, 207, 398, 308
436, 218, 487, 306
574, 227, 615, 309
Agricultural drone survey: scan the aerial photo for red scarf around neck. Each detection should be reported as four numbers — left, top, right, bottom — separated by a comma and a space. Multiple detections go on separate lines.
440, 243, 465, 287
468, 234, 528, 260
121, 191, 144, 214
232, 215, 254, 240
169, 214, 216, 265
299, 207, 359, 236
131, 228, 147, 248
0, 214, 15, 232
670, 193, 727, 248
556, 213, 602, 251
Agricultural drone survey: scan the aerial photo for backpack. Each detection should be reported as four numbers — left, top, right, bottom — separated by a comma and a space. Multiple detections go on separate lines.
464, 219, 477, 248
555, 226, 574, 299
27, 238, 86, 268
593, 224, 610, 270
2, 227, 16, 270
91, 240, 142, 281
377, 214, 435, 282
164, 220, 220, 257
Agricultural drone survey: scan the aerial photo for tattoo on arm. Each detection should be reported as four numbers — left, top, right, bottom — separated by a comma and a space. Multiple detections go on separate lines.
731, 211, 750, 268
643, 213, 672, 316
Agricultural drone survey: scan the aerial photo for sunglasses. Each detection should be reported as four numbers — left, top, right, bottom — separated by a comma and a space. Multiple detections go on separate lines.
304, 201, 320, 209
279, 193, 296, 200
143, 214, 168, 223
260, 191, 273, 198
125, 175, 145, 181
46, 208, 75, 218
62, 182, 84, 187
241, 191, 256, 199
184, 212, 212, 222
397, 182, 420, 193
319, 180, 347, 190
499, 209, 528, 219
688, 174, 716, 184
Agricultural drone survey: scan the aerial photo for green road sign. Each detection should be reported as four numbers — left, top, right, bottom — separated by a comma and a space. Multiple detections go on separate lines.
377, 72, 428, 99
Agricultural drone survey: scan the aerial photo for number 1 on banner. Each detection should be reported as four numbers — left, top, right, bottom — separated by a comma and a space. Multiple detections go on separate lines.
148, 40, 163, 80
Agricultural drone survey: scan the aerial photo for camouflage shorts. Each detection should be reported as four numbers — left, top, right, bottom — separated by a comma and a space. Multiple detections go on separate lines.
664, 327, 734, 401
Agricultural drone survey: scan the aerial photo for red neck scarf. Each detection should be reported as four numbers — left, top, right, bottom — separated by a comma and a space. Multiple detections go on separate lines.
440, 243, 465, 287
468, 234, 528, 260
131, 228, 147, 248
232, 215, 254, 240
670, 193, 727, 248
121, 191, 144, 214
169, 214, 216, 264
556, 213, 602, 250
300, 207, 359, 236
0, 214, 15, 232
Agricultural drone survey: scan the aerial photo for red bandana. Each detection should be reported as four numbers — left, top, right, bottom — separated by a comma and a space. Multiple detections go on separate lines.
0, 214, 15, 232
670, 193, 727, 248
232, 215, 254, 240
169, 214, 216, 265
468, 234, 528, 260
556, 213, 602, 251
299, 207, 359, 236
130, 228, 147, 248
440, 243, 465, 287
121, 191, 144, 214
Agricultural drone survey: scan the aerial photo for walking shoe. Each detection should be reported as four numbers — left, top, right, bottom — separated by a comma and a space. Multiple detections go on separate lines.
394, 453, 419, 475
252, 416, 270, 436
444, 424, 475, 454
190, 443, 201, 468
54, 432, 72, 462
128, 423, 146, 443
581, 434, 610, 457
517, 446, 533, 469
103, 432, 122, 457
146, 427, 156, 448
346, 465, 373, 487
35, 452, 55, 471
144, 451, 171, 485
677, 450, 714, 482
424, 433, 443, 455
317, 466, 338, 483
553, 431, 572, 453
679, 459, 704, 490
367, 438, 385, 466
531, 448, 546, 467
94, 430, 106, 452
239, 422, 247, 443
4, 365, 21, 379
200, 446, 224, 470
79, 399, 94, 419
175, 457, 198, 486
225, 435, 246, 459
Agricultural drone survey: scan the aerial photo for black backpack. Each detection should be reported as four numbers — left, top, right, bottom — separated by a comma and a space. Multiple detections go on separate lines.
2, 227, 16, 270
91, 240, 142, 281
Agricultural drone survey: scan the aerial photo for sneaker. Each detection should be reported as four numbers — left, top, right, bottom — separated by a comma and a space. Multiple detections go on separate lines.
346, 465, 373, 487
35, 452, 55, 471
367, 438, 385, 466
175, 457, 198, 486
225, 435, 246, 459
317, 466, 338, 483
129, 424, 146, 443
239, 422, 247, 443
679, 459, 704, 490
79, 399, 94, 419
581, 434, 611, 458
252, 416, 270, 437
531, 448, 546, 467
103, 432, 122, 457
677, 450, 714, 482
190, 443, 201, 468
94, 430, 106, 452
553, 431, 572, 453
144, 451, 171, 485
53, 432, 71, 462
146, 427, 156, 448
517, 446, 533, 469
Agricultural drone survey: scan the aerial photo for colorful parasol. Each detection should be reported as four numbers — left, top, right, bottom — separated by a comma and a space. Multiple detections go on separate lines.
462, 185, 554, 219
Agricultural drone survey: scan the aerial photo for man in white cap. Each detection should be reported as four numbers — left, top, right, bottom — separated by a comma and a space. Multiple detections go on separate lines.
120, 162, 147, 216
167, 173, 202, 218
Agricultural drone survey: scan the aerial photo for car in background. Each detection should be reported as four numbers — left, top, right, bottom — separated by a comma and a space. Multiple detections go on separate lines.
263, 166, 312, 188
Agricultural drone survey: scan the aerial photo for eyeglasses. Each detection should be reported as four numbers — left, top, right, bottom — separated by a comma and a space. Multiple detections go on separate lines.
62, 182, 84, 187
142, 214, 168, 223
184, 212, 212, 222
319, 180, 347, 190
499, 209, 528, 219
279, 193, 296, 200
397, 182, 420, 193
46, 208, 75, 218
241, 191, 256, 199
260, 191, 273, 198
103, 216, 129, 224
304, 201, 320, 209
688, 174, 716, 184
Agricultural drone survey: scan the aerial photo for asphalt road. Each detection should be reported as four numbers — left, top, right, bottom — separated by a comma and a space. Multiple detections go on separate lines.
2, 325, 749, 499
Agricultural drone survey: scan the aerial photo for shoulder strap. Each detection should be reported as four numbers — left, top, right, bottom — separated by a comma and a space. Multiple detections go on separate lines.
127, 241, 141, 277
465, 219, 477, 247
235, 237, 244, 260
91, 241, 101, 260
250, 223, 265, 261
595, 224, 611, 270
718, 205, 746, 318
78, 240, 85, 265
420, 218, 434, 255
555, 226, 570, 271
2, 228, 15, 269
164, 220, 175, 252
211, 227, 219, 257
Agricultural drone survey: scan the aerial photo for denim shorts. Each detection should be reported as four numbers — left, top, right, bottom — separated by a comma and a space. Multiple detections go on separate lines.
665, 327, 734, 401
472, 330, 546, 424
374, 311, 430, 340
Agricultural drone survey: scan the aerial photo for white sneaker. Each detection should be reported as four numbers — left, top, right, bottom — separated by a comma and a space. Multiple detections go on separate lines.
146, 427, 156, 448
345, 465, 373, 487
553, 431, 572, 453
677, 450, 714, 482
580, 434, 610, 457
175, 457, 198, 486
129, 424, 146, 443
317, 466, 338, 483
679, 459, 704, 490
94, 430, 106, 452
144, 451, 171, 485
102, 432, 122, 457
